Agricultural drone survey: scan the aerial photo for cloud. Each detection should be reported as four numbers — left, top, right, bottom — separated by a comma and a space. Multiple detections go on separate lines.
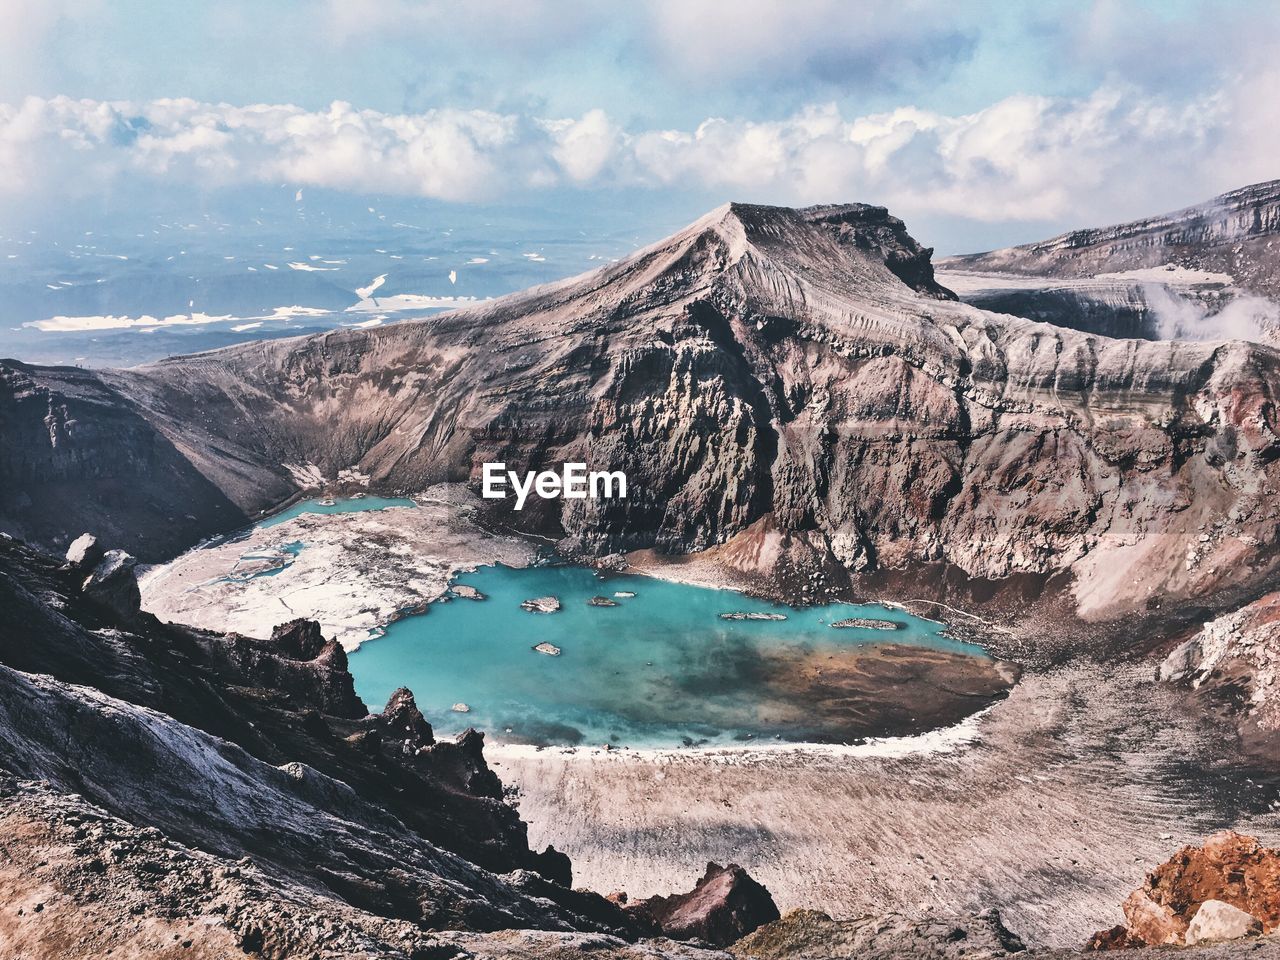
0, 81, 1265, 229
640, 0, 976, 91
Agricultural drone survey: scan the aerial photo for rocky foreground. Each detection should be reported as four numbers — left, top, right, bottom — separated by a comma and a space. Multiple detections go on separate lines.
2, 532, 1278, 957
0, 532, 1048, 958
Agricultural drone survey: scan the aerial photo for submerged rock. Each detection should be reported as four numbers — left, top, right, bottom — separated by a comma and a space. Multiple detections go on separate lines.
720, 612, 787, 622
532, 642, 562, 657
830, 617, 903, 630
587, 596, 618, 607
626, 862, 779, 947
521, 596, 561, 614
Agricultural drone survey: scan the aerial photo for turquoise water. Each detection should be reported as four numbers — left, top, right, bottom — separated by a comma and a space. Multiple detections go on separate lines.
257, 495, 416, 528
349, 564, 986, 749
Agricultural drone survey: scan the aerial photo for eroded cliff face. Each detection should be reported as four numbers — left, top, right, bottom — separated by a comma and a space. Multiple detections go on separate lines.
0, 362, 262, 560
6, 200, 1280, 640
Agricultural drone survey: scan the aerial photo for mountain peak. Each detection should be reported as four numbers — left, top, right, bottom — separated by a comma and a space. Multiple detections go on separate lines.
678, 200, 955, 301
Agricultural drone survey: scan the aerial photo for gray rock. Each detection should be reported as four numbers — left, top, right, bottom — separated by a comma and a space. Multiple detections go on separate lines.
81, 549, 141, 620
1185, 899, 1263, 945
1159, 637, 1203, 682
64, 533, 102, 568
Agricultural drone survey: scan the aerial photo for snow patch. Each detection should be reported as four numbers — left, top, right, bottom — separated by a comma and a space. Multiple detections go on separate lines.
25, 312, 233, 332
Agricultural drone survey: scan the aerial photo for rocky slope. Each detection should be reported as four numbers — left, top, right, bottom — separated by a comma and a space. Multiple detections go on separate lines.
938, 181, 1280, 346
2, 535, 1090, 959
1161, 590, 1280, 753
941, 180, 1280, 298
6, 198, 1280, 649
0, 534, 625, 923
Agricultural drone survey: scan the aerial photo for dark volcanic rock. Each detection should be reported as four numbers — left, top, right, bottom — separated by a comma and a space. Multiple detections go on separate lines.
80, 549, 141, 620
63, 532, 102, 568
374, 686, 437, 752
628, 862, 780, 947
270, 617, 329, 659
0, 536, 631, 934
0, 360, 263, 561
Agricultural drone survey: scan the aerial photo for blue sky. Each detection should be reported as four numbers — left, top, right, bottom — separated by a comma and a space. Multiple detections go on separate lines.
1, 0, 1277, 252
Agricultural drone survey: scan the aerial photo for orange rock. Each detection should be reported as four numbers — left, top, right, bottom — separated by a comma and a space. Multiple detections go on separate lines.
1087, 831, 1280, 950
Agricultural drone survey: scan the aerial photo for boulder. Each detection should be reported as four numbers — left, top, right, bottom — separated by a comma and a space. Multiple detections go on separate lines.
1087, 831, 1280, 949
1185, 899, 1263, 945
64, 532, 103, 568
627, 862, 780, 947
1120, 889, 1181, 946
81, 549, 141, 620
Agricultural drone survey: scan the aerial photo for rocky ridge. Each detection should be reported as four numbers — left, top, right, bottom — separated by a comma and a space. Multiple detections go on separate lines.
938, 181, 1280, 346
6, 199, 1280, 650
941, 179, 1280, 298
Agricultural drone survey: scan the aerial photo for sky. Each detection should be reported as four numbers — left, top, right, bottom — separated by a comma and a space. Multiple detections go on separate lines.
1, 0, 1278, 253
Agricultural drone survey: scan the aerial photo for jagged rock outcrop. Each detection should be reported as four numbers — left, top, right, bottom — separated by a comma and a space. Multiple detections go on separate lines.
79, 548, 141, 620
1087, 831, 1280, 949
63, 532, 102, 568
6, 198, 1280, 646
194, 616, 368, 719
730, 907, 1026, 959
0, 535, 632, 937
625, 863, 781, 947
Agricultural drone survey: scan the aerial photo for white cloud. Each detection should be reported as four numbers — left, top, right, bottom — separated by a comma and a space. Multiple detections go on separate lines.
0, 83, 1266, 227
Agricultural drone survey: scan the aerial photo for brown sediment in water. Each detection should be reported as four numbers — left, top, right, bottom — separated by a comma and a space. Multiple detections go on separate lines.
750, 644, 1016, 742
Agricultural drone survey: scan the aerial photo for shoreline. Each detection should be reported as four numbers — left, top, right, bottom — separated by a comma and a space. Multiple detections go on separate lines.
491, 662, 1280, 949
486, 702, 995, 762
